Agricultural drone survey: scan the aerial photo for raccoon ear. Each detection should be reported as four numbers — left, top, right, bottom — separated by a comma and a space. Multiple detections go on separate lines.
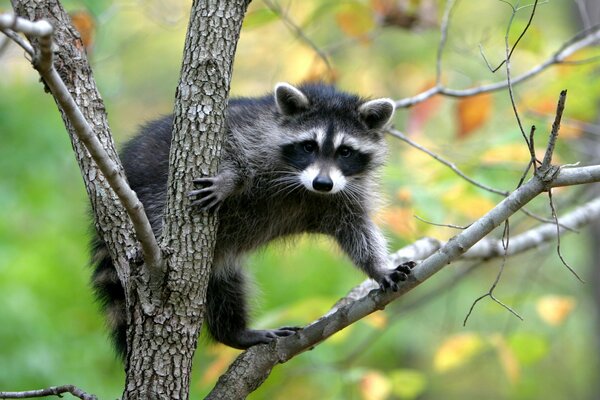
274, 82, 310, 116
358, 98, 396, 130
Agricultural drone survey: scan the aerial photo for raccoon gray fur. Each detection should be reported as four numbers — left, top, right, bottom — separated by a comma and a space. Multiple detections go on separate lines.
91, 82, 413, 357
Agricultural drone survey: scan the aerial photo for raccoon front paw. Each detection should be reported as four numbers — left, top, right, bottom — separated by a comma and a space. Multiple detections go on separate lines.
188, 175, 231, 211
378, 261, 416, 292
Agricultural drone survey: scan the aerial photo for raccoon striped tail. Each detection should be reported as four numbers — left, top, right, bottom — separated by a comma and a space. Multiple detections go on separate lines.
90, 236, 127, 358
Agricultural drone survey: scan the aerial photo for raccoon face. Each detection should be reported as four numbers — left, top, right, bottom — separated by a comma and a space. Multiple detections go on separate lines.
275, 82, 395, 195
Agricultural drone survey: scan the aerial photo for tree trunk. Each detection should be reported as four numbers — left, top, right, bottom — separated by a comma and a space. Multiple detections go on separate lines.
122, 1, 251, 399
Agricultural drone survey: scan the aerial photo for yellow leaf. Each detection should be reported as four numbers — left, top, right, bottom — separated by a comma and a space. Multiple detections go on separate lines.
364, 312, 388, 329
536, 295, 576, 326
480, 143, 531, 165
490, 334, 520, 384
441, 184, 495, 219
456, 93, 493, 138
433, 333, 484, 372
360, 370, 392, 400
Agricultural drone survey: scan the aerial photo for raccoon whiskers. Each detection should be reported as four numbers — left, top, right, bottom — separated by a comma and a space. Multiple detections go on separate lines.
271, 175, 303, 198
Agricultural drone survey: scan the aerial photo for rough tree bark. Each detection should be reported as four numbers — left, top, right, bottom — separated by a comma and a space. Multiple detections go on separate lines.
123, 1, 251, 398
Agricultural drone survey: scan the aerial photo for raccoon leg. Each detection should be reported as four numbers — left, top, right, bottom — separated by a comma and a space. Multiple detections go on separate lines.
334, 219, 414, 292
205, 267, 297, 349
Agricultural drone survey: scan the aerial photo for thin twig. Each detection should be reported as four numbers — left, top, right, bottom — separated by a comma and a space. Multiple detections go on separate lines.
394, 24, 600, 108
464, 220, 523, 326
0, 385, 97, 400
548, 189, 584, 282
435, 0, 457, 85
263, 0, 333, 77
389, 128, 576, 230
483, 0, 539, 73
414, 214, 468, 230
388, 128, 509, 195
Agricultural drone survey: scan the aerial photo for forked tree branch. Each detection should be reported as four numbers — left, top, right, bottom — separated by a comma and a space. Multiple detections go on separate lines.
0, 12, 163, 277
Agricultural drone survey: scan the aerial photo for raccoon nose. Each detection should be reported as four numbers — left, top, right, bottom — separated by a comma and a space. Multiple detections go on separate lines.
312, 175, 334, 192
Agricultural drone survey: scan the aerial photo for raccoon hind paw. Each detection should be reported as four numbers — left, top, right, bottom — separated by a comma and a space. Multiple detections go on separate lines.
378, 261, 416, 292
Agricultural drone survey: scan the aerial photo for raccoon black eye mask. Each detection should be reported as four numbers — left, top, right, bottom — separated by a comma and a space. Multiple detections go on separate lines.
91, 82, 413, 356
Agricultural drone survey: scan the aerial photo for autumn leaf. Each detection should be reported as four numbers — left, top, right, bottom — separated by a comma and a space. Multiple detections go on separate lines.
407, 82, 443, 134
69, 10, 95, 51
380, 206, 416, 238
336, 4, 375, 40
433, 332, 485, 372
456, 93, 493, 138
360, 370, 392, 400
536, 295, 576, 326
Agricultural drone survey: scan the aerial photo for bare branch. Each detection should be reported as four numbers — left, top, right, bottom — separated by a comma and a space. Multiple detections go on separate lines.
0, 27, 33, 55
541, 90, 567, 171
0, 385, 97, 400
394, 24, 600, 108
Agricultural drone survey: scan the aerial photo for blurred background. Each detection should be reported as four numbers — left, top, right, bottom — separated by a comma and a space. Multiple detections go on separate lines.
1, 0, 600, 399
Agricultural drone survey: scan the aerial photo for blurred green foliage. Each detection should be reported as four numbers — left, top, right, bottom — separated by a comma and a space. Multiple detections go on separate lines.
1, 0, 600, 399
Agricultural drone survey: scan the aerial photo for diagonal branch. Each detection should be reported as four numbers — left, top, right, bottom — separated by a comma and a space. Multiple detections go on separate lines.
0, 12, 163, 275
208, 162, 600, 399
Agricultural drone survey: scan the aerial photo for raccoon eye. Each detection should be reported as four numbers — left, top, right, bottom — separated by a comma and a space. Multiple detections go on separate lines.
338, 146, 354, 158
303, 141, 317, 153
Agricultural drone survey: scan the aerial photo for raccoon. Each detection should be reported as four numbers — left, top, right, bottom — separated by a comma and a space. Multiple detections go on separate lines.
91, 82, 413, 356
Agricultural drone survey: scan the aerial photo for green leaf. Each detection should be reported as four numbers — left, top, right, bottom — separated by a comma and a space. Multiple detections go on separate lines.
389, 369, 427, 399
243, 8, 279, 30
507, 332, 549, 365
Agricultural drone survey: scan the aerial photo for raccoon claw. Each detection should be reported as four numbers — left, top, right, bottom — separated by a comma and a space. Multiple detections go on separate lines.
189, 175, 229, 211
378, 261, 416, 292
